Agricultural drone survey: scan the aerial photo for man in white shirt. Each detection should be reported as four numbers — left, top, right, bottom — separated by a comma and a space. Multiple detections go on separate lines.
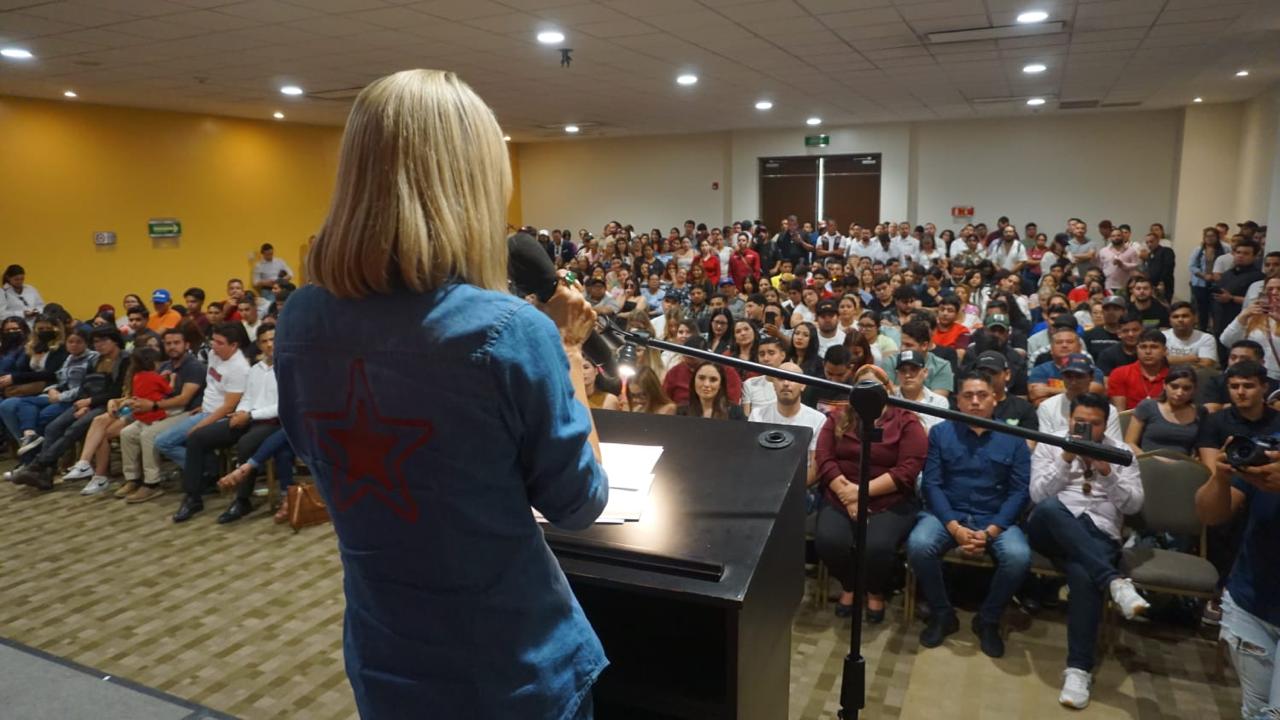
894, 222, 920, 265
1036, 356, 1123, 441
218, 325, 282, 523
814, 218, 846, 262
741, 337, 785, 416
749, 361, 827, 487
814, 299, 846, 359
251, 243, 294, 303
156, 322, 252, 523
891, 350, 948, 430
988, 225, 1028, 273
1162, 301, 1218, 368
1027, 393, 1148, 709
239, 292, 263, 341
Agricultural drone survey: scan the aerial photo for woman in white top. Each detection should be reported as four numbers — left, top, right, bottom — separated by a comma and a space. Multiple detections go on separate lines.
858, 310, 899, 363
917, 234, 944, 270
1221, 275, 1280, 381
672, 237, 696, 272
1, 265, 44, 326
790, 287, 819, 328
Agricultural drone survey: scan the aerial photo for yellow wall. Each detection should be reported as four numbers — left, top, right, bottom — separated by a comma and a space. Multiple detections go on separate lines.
507, 141, 522, 230
0, 96, 343, 319
0, 96, 526, 319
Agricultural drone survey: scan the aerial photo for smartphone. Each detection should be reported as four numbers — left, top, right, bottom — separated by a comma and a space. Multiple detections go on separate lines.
1071, 420, 1090, 439
766, 310, 778, 325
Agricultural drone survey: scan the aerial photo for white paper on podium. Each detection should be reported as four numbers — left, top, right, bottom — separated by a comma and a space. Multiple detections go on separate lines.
534, 443, 663, 524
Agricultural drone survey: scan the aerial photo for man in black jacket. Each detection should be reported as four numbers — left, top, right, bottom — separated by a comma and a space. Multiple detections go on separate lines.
1141, 232, 1176, 302
14, 327, 128, 490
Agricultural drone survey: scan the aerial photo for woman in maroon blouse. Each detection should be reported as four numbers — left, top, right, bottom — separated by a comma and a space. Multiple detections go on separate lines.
815, 364, 927, 622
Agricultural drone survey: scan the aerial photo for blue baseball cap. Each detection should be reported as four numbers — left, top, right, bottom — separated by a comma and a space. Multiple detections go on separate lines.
1062, 353, 1094, 376
151, 289, 171, 304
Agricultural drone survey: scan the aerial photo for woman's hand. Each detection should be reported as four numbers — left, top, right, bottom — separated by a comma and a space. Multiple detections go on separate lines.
544, 276, 597, 349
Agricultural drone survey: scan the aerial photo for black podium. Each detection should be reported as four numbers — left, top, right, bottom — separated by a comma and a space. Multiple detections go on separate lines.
542, 410, 809, 719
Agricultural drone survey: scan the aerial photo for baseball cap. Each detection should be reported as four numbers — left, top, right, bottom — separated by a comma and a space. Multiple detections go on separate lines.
719, 277, 736, 287
1102, 295, 1126, 309
1062, 353, 1094, 376
151, 289, 171, 304
537, 228, 550, 237
816, 299, 838, 315
896, 350, 926, 368
97, 303, 115, 315
975, 350, 1008, 372
984, 313, 1009, 331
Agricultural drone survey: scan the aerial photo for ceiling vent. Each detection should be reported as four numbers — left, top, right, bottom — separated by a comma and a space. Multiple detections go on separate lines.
307, 87, 363, 101
1100, 101, 1143, 108
927, 21, 1066, 44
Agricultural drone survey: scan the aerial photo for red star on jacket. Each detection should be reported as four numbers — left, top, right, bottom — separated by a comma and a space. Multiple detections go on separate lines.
304, 359, 433, 523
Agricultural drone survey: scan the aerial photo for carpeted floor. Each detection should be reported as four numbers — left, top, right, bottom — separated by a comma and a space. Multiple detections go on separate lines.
0, 459, 1241, 719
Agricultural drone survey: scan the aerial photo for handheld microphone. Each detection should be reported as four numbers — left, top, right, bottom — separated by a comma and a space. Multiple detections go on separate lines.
508, 232, 620, 377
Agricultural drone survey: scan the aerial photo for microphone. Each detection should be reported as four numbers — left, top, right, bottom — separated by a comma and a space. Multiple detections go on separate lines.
508, 232, 620, 377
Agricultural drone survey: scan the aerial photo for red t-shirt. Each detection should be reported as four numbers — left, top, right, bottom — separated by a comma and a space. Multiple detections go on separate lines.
932, 323, 971, 350
1107, 362, 1168, 410
130, 370, 173, 424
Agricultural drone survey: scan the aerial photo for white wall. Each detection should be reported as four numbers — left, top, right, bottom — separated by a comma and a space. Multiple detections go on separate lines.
1236, 85, 1280, 238
518, 132, 730, 233
912, 111, 1181, 235
1172, 103, 1244, 293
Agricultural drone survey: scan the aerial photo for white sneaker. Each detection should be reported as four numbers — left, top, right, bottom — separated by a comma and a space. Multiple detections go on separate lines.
17, 434, 43, 456
62, 461, 93, 481
80, 475, 112, 496
1059, 668, 1092, 709
1109, 577, 1150, 620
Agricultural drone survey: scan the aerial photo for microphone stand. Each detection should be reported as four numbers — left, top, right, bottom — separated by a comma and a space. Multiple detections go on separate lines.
603, 323, 1132, 720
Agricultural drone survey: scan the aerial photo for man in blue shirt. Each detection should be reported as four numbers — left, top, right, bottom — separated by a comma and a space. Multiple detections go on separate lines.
1195, 360, 1280, 719
908, 371, 1032, 658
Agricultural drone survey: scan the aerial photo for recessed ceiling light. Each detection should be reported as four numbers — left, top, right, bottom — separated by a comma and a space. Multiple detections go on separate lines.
564, 125, 580, 134
273, 111, 285, 119
755, 100, 773, 110
537, 30, 564, 45
676, 74, 698, 86
1022, 63, 1047, 74
1, 48, 34, 60
503, 135, 511, 142
280, 85, 303, 96
1235, 69, 1250, 77
1016, 10, 1048, 24
63, 90, 77, 98
806, 117, 822, 126
1026, 97, 1046, 106
1193, 96, 1203, 103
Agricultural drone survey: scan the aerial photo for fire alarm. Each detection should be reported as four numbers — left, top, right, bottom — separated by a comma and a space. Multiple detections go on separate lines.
712, 181, 719, 190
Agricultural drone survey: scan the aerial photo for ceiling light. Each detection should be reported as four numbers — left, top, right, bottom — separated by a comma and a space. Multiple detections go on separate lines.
1026, 97, 1046, 106
1193, 97, 1203, 103
1, 48, 34, 60
273, 111, 285, 119
1235, 69, 1250, 77
755, 100, 773, 110
1016, 10, 1049, 24
1022, 63, 1047, 74
806, 117, 822, 126
503, 135, 511, 142
537, 30, 564, 45
564, 125, 580, 134
63, 90, 77, 98
280, 85, 303, 96
676, 74, 698, 86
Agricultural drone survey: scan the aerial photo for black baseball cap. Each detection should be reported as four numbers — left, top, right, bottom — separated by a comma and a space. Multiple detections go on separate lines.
816, 299, 838, 315
896, 350, 926, 368
975, 350, 1008, 372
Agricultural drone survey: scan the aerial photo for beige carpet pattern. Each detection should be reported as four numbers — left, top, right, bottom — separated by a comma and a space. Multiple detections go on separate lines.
0, 461, 1241, 719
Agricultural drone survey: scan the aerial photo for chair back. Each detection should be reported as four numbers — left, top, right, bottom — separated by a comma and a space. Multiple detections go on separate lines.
1117, 409, 1134, 439
1132, 453, 1208, 537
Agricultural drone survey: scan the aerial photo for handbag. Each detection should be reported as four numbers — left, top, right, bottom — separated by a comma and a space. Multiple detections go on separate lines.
3, 381, 44, 398
287, 482, 330, 532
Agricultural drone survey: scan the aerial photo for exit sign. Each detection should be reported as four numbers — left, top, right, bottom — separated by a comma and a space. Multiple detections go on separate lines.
804, 134, 830, 147
148, 218, 182, 238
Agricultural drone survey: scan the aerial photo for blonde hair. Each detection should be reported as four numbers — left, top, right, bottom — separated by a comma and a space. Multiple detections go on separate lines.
308, 69, 511, 298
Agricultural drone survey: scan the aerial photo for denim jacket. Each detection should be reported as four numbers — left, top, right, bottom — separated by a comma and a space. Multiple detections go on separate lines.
276, 282, 608, 720
47, 349, 99, 403
922, 420, 1030, 530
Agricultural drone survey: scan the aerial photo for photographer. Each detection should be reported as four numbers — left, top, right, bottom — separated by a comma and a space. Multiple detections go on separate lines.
1195, 358, 1280, 720
1028, 393, 1148, 709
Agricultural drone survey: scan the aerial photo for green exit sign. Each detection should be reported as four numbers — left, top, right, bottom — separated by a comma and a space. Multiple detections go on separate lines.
148, 218, 182, 238
805, 134, 830, 147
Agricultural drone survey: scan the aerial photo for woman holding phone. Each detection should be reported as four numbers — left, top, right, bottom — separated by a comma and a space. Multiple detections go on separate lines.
1221, 274, 1280, 381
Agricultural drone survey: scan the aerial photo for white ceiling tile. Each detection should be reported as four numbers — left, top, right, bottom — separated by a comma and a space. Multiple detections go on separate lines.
818, 6, 902, 28
214, 0, 319, 22
895, 0, 984, 21
797, 0, 891, 11
717, 0, 808, 22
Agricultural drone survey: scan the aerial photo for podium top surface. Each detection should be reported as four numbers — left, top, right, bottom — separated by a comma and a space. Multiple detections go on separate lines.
542, 409, 809, 606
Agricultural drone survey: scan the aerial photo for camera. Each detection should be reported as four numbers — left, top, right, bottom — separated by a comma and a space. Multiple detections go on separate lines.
1223, 435, 1280, 468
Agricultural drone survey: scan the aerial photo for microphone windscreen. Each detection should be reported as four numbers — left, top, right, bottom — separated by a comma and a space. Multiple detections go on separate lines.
508, 232, 559, 303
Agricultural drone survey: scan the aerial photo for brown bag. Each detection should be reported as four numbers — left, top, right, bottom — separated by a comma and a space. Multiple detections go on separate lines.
3, 381, 45, 398
287, 482, 330, 532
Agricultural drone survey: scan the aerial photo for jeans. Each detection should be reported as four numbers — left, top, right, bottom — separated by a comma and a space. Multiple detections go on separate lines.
815, 497, 917, 596
1222, 591, 1280, 719
907, 511, 1031, 624
31, 405, 104, 468
1191, 285, 1214, 331
3, 396, 70, 436
1026, 498, 1121, 672
153, 411, 207, 467
238, 425, 294, 501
